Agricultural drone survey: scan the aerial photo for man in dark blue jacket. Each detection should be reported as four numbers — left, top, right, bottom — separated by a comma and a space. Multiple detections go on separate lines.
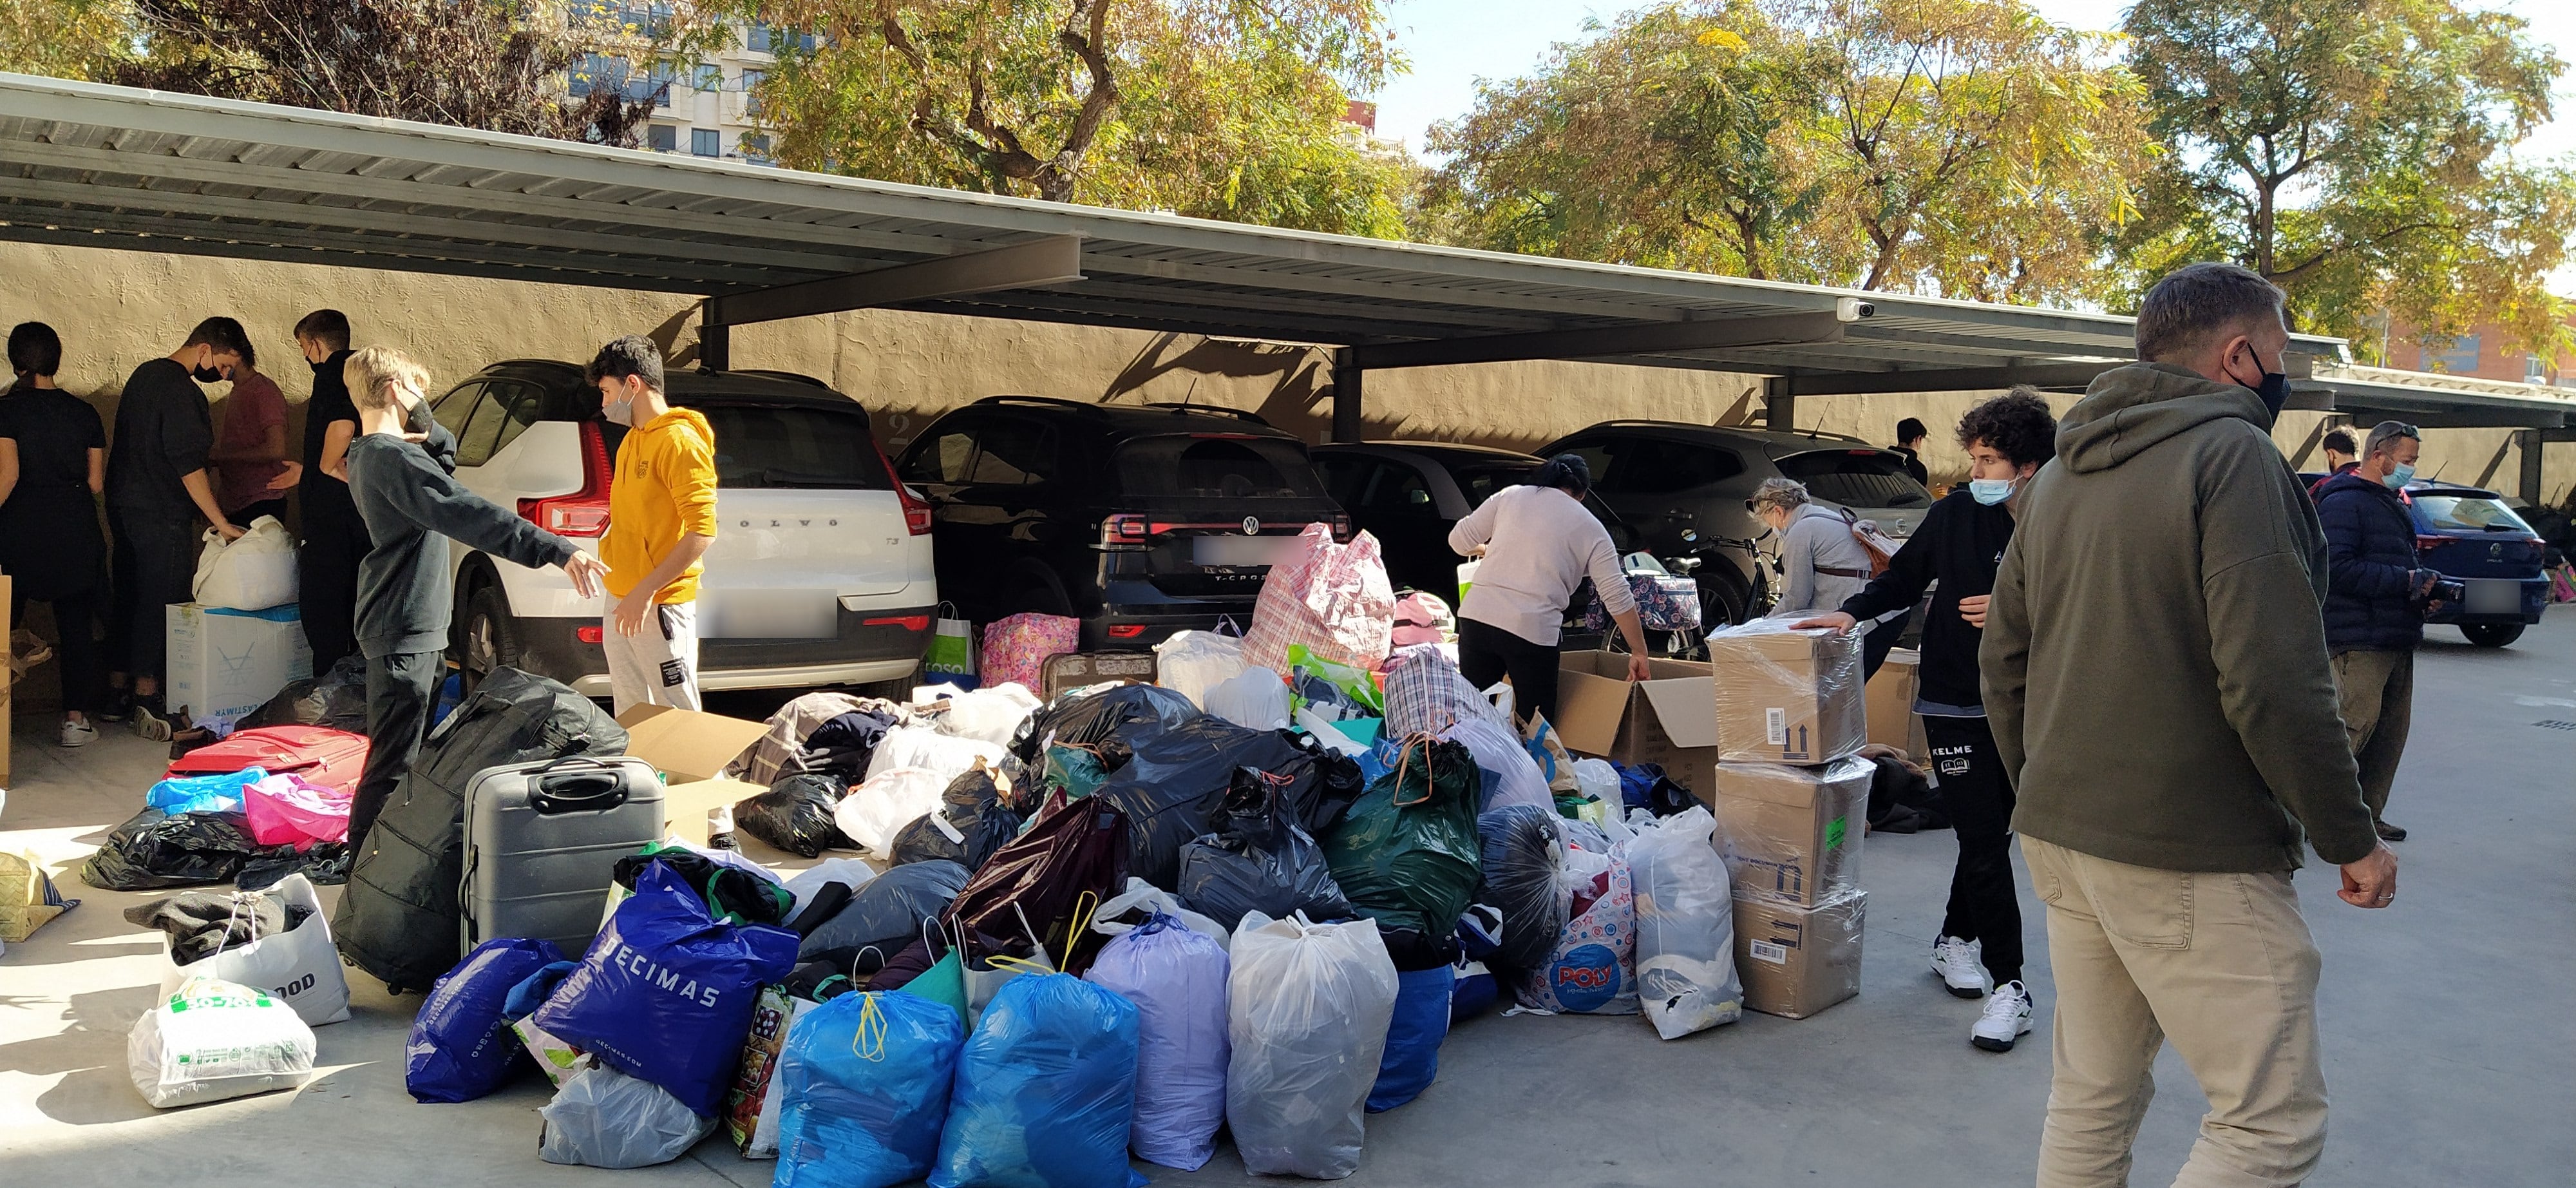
2315, 421, 2436, 842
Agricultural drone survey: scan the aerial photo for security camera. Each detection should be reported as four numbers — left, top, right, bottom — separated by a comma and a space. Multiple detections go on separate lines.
1837, 297, 1875, 321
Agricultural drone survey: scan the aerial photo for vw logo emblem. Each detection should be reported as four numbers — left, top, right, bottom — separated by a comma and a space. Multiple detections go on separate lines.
1242, 516, 1260, 535
2490, 542, 2503, 559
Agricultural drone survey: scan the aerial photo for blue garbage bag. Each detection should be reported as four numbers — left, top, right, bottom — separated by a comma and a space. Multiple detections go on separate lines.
502, 960, 579, 1020
1081, 915, 1229, 1171
931, 973, 1141, 1188
404, 935, 566, 1103
528, 859, 800, 1115
146, 766, 267, 815
774, 992, 966, 1188
1367, 964, 1454, 1113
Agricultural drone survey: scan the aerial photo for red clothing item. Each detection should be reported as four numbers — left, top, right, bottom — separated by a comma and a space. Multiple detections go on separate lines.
216, 370, 289, 514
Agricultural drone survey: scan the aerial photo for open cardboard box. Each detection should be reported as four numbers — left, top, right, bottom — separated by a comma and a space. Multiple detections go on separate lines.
1866, 647, 1931, 760
1551, 651, 1721, 801
616, 704, 772, 847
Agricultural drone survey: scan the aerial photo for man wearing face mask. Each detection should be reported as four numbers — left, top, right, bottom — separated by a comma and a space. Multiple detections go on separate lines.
339, 345, 609, 855
1982, 262, 2395, 1187
102, 317, 252, 733
1794, 388, 2057, 1053
2314, 421, 2434, 843
589, 335, 716, 716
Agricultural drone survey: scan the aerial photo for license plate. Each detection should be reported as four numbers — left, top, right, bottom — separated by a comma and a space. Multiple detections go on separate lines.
701, 589, 837, 638
1193, 535, 1287, 568
2465, 579, 2522, 615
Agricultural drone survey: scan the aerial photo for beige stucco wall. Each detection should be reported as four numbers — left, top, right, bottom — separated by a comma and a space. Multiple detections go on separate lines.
3, 240, 2566, 508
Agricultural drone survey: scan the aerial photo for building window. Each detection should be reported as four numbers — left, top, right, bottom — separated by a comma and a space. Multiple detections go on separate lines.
746, 21, 772, 52
695, 64, 722, 92
692, 128, 720, 157
740, 68, 766, 115
2427, 334, 2480, 373
569, 53, 625, 98
740, 133, 773, 165
647, 124, 677, 152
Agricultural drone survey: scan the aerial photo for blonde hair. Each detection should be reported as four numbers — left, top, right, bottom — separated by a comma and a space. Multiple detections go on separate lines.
344, 345, 430, 414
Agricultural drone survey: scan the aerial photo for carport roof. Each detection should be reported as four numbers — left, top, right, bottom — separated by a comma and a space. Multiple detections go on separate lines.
2310, 365, 2576, 428
0, 72, 2347, 381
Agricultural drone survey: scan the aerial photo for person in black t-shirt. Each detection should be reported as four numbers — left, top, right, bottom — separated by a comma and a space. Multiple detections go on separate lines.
287, 309, 367, 674
102, 317, 250, 731
0, 322, 109, 746
1799, 388, 2058, 1055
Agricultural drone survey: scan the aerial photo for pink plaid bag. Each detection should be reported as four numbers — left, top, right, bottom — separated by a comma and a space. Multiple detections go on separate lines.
1241, 523, 1395, 674
980, 613, 1081, 691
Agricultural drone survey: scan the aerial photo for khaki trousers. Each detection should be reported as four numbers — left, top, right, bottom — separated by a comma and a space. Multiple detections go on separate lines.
2329, 649, 2412, 823
2024, 837, 2327, 1188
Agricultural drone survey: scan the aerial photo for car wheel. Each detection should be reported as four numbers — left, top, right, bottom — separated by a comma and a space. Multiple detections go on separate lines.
457, 583, 525, 693
1696, 570, 1751, 628
2462, 622, 2523, 647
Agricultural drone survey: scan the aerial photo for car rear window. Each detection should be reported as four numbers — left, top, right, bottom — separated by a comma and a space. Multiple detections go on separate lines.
1775, 449, 1931, 508
2414, 495, 2532, 533
692, 403, 891, 490
1455, 463, 1535, 507
1115, 434, 1325, 499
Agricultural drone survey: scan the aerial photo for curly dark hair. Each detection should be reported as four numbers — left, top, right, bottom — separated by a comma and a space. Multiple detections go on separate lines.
1956, 386, 2058, 469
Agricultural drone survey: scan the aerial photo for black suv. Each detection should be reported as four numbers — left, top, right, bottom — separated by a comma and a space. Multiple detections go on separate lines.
1538, 422, 1935, 624
895, 397, 1347, 649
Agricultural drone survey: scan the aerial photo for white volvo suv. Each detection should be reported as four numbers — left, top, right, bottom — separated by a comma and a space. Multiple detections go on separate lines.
427, 360, 937, 696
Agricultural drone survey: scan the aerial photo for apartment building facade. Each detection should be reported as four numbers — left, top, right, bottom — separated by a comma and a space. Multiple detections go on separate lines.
570, 17, 812, 165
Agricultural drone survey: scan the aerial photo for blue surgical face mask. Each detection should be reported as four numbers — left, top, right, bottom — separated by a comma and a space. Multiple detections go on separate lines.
1969, 476, 2018, 506
2381, 462, 2415, 489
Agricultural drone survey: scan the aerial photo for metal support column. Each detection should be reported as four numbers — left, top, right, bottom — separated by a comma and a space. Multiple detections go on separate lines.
1764, 376, 1795, 431
2520, 429, 2545, 506
1331, 349, 1364, 443
698, 307, 730, 372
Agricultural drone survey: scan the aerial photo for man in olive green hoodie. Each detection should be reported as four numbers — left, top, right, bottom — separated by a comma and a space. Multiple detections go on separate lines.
1983, 262, 2398, 1188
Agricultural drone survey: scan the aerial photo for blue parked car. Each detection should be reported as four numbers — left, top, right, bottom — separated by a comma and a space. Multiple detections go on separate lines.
2405, 482, 2552, 647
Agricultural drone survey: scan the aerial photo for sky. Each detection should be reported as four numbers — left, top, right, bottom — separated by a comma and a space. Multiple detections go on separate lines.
1369, 0, 2576, 164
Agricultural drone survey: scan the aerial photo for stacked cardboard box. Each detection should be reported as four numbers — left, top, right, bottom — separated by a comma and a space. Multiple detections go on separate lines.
1703, 622, 1871, 1019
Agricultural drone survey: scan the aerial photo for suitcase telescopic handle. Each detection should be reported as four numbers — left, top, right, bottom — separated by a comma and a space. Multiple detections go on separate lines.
529, 758, 631, 814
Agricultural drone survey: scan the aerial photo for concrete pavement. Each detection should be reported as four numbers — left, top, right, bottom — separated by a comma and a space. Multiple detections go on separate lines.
3, 618, 2570, 1187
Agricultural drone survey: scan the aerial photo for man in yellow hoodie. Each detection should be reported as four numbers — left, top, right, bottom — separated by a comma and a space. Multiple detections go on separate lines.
590, 336, 717, 713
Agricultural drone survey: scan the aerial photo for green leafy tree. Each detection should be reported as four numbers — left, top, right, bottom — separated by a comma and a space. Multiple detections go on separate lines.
2123, 0, 2576, 358
742, 0, 1410, 235
0, 0, 129, 81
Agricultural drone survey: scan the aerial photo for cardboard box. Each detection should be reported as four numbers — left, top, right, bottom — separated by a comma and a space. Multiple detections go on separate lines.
1734, 890, 1866, 1019
1041, 651, 1157, 700
1707, 621, 1864, 764
1866, 647, 1930, 760
1551, 651, 1722, 800
164, 602, 313, 734
1710, 756, 1873, 906
618, 704, 773, 846
1, 849, 74, 942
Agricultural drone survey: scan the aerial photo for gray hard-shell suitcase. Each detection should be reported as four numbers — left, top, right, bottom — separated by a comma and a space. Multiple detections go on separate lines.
460, 754, 665, 962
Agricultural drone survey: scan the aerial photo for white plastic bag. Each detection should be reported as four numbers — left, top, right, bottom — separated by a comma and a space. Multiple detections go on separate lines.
1622, 807, 1743, 1039
128, 976, 316, 1109
866, 724, 1005, 784
834, 766, 951, 856
1572, 758, 1620, 804
1206, 666, 1291, 731
1295, 707, 1368, 758
1226, 912, 1400, 1180
538, 1064, 716, 1167
191, 515, 299, 610
1092, 877, 1231, 951
1439, 716, 1551, 813
155, 874, 351, 1027
916, 682, 1041, 748
1154, 630, 1247, 710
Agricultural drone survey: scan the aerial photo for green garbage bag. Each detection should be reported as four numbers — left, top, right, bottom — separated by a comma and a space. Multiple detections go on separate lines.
1321, 736, 1482, 938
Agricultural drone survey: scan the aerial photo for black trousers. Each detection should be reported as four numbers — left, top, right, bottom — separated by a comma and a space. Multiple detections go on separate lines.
1925, 714, 2023, 986
298, 505, 372, 676
1457, 616, 1560, 726
106, 506, 201, 682
350, 649, 442, 856
13, 586, 106, 718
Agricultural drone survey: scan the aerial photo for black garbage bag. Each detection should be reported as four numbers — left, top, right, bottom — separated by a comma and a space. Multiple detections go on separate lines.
239, 653, 370, 733
80, 809, 268, 890
1007, 683, 1198, 766
1092, 715, 1313, 888
1278, 729, 1366, 837
734, 774, 855, 857
1475, 805, 1566, 972
1175, 765, 1356, 931
334, 667, 627, 993
889, 768, 1024, 870
798, 708, 897, 785
612, 852, 791, 926
796, 859, 971, 961
239, 844, 352, 890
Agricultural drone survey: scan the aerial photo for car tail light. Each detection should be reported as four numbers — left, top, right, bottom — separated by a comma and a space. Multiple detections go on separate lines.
518, 421, 612, 537
1106, 624, 1147, 639
1332, 514, 1352, 540
872, 439, 933, 535
2417, 535, 2451, 553
864, 615, 932, 631
575, 625, 604, 644
1101, 513, 1153, 550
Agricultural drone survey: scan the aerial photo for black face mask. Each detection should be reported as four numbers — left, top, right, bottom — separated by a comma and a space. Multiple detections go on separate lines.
404, 394, 437, 434
2253, 370, 2290, 425
191, 365, 224, 383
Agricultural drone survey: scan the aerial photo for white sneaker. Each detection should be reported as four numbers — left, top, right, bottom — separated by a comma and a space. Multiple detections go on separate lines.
1973, 981, 2034, 1052
1931, 935, 1988, 998
59, 718, 98, 748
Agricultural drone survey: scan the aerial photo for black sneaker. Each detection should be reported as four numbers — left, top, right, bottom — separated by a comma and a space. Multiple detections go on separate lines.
2375, 820, 2408, 842
99, 685, 134, 722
